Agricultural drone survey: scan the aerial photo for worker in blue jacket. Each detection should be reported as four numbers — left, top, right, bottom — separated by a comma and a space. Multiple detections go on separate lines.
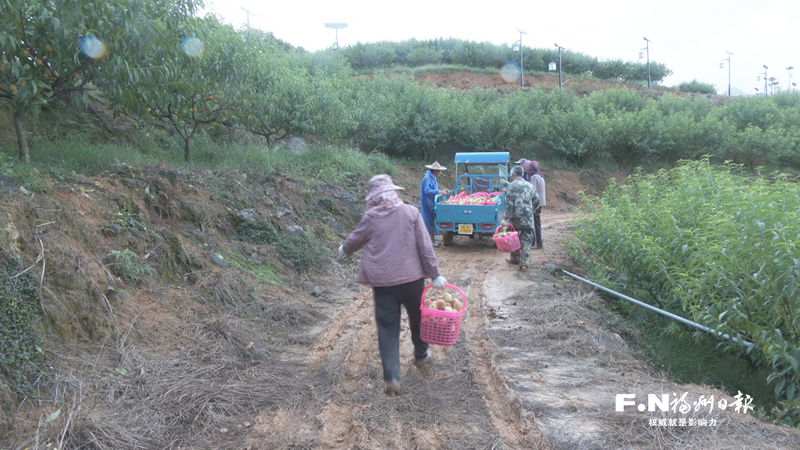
420, 161, 449, 247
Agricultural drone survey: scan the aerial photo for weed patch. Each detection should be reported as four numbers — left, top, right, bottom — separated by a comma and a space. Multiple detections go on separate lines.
0, 258, 46, 398
276, 233, 324, 273
226, 253, 281, 285
303, 198, 335, 222
234, 221, 277, 245
114, 210, 148, 233
107, 249, 153, 285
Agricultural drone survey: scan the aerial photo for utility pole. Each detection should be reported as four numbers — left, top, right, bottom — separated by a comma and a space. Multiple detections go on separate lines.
555, 44, 564, 89
514, 28, 528, 88
763, 65, 769, 95
721, 51, 733, 96
642, 37, 651, 90
241, 7, 256, 29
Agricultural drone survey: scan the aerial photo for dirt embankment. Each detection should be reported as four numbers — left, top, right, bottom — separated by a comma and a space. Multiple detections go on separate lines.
1, 165, 798, 449
407, 71, 731, 104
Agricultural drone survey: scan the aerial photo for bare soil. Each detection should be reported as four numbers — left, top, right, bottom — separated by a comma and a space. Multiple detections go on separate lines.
1, 163, 799, 450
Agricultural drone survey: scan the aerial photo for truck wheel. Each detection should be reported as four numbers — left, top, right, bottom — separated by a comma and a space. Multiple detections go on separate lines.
442, 232, 454, 247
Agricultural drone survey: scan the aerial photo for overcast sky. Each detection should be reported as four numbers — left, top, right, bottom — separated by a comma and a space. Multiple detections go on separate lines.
202, 0, 799, 96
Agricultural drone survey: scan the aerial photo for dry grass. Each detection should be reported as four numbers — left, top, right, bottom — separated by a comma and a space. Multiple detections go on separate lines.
486, 270, 800, 450
7, 295, 326, 450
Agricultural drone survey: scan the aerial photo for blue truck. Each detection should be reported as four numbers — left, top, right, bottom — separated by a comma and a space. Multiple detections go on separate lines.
434, 152, 510, 246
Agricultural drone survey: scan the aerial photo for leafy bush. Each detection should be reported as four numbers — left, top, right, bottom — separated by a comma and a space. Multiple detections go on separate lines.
0, 259, 45, 397
405, 46, 444, 67
234, 221, 277, 245
677, 79, 717, 95
276, 233, 324, 273
114, 210, 148, 232
107, 249, 153, 284
572, 158, 800, 425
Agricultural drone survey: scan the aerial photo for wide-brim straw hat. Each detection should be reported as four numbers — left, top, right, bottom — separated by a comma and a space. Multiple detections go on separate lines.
365, 174, 405, 201
424, 161, 448, 171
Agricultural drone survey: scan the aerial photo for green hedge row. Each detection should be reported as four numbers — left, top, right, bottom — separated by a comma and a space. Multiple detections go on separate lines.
343, 76, 800, 170
572, 158, 800, 425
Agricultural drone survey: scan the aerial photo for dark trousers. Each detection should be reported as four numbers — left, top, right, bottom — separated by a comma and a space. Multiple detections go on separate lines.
533, 206, 543, 248
373, 278, 429, 382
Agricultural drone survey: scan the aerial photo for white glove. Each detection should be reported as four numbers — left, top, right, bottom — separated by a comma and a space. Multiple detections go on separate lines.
431, 276, 447, 288
338, 245, 345, 259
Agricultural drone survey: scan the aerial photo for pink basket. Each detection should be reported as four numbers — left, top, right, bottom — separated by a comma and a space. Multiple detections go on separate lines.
483, 192, 503, 205
419, 284, 466, 346
493, 223, 521, 253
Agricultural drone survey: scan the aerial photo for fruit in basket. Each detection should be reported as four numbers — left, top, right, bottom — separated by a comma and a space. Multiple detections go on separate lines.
443, 292, 452, 302
435, 299, 446, 310
453, 300, 463, 312
423, 299, 432, 308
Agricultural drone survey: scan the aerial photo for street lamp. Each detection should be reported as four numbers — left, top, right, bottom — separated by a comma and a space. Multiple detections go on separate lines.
720, 51, 733, 96
241, 7, 256, 29
763, 65, 769, 95
554, 44, 564, 89
788, 66, 794, 93
513, 27, 528, 88
640, 37, 651, 90
325, 23, 348, 63
754, 87, 759, 96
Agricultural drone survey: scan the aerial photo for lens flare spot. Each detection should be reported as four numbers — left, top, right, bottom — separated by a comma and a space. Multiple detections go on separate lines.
500, 63, 521, 83
80, 36, 108, 60
287, 137, 307, 154
181, 37, 205, 58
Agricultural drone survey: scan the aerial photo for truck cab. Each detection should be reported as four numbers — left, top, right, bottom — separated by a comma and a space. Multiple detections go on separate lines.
434, 152, 510, 246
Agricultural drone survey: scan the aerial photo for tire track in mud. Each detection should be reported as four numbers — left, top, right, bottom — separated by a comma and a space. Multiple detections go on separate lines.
306, 288, 377, 449
248, 286, 376, 449
250, 241, 550, 449
436, 241, 550, 449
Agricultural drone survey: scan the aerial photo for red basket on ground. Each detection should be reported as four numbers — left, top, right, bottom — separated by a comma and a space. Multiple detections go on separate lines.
493, 223, 521, 253
419, 284, 466, 346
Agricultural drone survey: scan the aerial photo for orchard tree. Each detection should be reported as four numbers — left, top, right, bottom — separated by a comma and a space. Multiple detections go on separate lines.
112, 17, 257, 162
0, 0, 200, 162
231, 35, 355, 147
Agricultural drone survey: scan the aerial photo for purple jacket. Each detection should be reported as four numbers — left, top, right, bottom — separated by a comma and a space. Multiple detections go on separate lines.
342, 204, 441, 287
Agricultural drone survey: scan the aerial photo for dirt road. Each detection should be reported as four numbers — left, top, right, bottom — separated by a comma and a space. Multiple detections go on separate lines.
242, 210, 800, 450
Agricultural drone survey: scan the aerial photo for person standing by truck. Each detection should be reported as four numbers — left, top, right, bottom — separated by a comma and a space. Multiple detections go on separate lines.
339, 175, 447, 395
501, 166, 539, 271
514, 158, 531, 182
524, 160, 546, 249
420, 161, 449, 247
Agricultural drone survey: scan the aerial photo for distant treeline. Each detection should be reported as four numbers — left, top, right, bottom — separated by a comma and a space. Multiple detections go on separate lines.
3, 1, 798, 172
335, 38, 672, 83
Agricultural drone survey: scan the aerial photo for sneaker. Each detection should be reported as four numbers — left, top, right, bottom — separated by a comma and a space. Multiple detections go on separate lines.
519, 265, 528, 272
384, 379, 400, 395
414, 348, 432, 367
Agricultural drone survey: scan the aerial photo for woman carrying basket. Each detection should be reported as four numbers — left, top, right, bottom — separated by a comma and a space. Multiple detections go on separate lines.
339, 175, 447, 395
